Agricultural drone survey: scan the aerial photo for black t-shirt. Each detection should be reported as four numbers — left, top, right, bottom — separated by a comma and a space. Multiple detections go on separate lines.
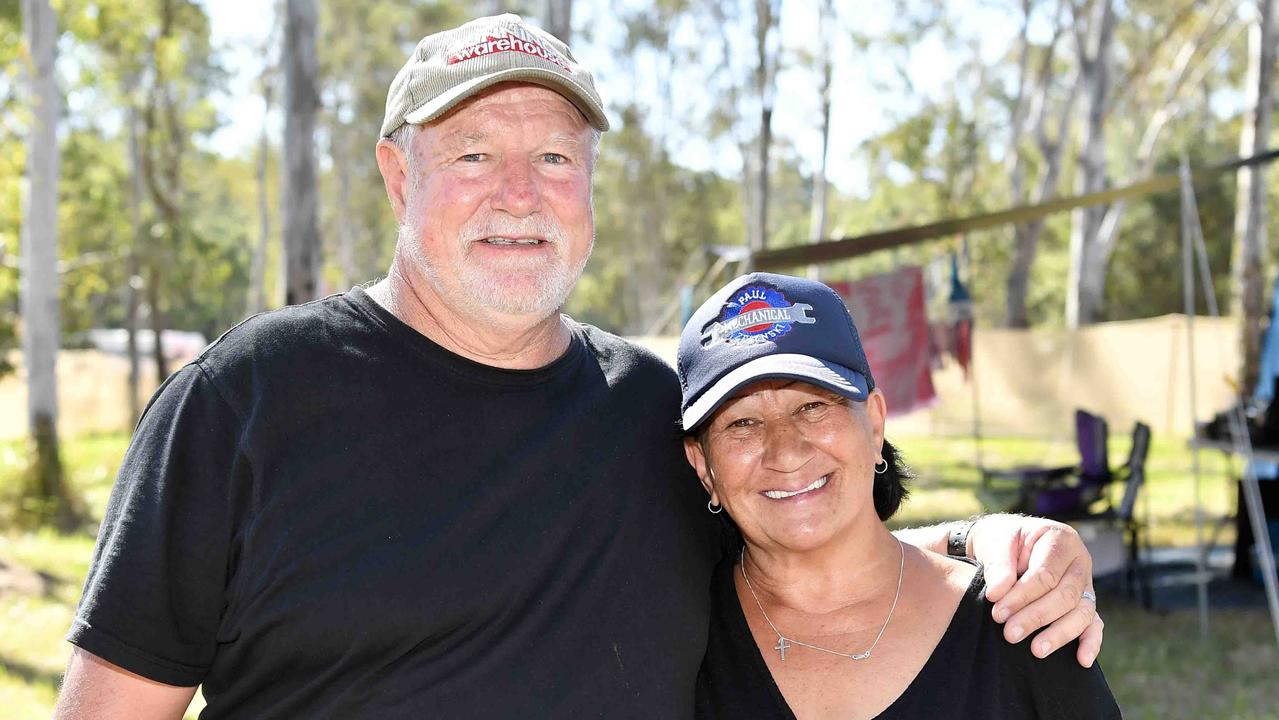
696, 557, 1121, 719
69, 288, 721, 719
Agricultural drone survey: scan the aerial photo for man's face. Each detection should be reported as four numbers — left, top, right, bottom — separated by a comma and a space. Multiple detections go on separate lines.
386, 83, 595, 320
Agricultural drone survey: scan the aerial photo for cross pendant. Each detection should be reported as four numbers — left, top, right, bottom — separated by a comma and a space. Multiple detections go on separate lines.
775, 637, 791, 661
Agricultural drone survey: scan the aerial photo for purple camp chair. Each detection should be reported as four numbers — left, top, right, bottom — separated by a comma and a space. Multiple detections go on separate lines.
980, 409, 1112, 516
1075, 422, 1153, 607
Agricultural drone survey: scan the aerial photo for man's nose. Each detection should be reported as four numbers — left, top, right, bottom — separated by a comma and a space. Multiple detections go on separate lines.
490, 158, 542, 217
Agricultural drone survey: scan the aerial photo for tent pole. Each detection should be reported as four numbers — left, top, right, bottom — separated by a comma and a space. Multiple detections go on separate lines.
1179, 159, 1211, 639
1181, 157, 1279, 650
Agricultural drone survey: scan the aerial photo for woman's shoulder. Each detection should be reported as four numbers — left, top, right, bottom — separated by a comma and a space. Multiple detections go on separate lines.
911, 549, 984, 614
962, 563, 1122, 719
889, 553, 1121, 718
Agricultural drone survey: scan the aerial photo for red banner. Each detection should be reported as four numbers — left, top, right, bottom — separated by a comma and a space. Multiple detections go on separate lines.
827, 267, 936, 416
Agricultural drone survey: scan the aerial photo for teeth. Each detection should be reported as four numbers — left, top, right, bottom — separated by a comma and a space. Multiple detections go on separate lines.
763, 475, 829, 500
483, 237, 541, 245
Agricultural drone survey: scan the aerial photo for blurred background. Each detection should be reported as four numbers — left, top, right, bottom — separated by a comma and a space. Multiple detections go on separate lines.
2, 0, 1278, 717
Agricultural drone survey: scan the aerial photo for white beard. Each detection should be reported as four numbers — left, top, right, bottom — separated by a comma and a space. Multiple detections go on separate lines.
399, 210, 591, 319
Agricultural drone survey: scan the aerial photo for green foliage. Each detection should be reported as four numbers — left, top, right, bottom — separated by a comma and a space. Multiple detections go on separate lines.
0, 0, 1273, 385
57, 128, 130, 337
317, 0, 471, 289
571, 102, 746, 333
1108, 147, 1236, 321
0, 1, 22, 375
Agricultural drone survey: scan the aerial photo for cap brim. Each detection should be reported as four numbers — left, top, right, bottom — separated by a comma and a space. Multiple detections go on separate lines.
681, 353, 869, 432
402, 67, 610, 131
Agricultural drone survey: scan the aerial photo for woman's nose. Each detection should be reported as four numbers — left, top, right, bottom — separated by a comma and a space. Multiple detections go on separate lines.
761, 419, 813, 473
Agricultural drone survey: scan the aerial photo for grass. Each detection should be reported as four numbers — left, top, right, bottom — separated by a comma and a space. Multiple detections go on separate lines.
888, 432, 1241, 548
0, 432, 206, 719
0, 430, 1275, 718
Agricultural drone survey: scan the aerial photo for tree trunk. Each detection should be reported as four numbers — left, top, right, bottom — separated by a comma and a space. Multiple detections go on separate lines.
283, 0, 321, 305
1004, 1, 1036, 327
1064, 0, 1234, 328
251, 82, 273, 313
807, 0, 834, 276
1005, 0, 1077, 327
331, 110, 356, 291
1066, 0, 1115, 328
543, 0, 573, 42
147, 265, 169, 384
751, 0, 780, 258
1006, 223, 1043, 327
126, 95, 143, 425
20, 0, 78, 530
1232, 0, 1276, 394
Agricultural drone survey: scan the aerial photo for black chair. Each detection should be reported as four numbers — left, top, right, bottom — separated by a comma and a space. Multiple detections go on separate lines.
1069, 422, 1153, 608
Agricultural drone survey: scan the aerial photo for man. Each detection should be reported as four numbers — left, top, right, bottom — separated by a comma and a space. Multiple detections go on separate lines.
55, 15, 1101, 719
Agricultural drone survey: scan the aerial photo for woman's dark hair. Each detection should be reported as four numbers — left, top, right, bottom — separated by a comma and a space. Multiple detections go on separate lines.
874, 438, 911, 521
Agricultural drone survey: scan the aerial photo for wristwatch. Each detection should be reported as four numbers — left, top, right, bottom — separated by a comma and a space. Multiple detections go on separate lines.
948, 518, 979, 558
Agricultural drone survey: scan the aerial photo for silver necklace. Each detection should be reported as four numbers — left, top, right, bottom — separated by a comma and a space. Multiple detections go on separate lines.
740, 538, 905, 662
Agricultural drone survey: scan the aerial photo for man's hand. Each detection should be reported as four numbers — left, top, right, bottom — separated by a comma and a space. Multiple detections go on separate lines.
969, 514, 1103, 667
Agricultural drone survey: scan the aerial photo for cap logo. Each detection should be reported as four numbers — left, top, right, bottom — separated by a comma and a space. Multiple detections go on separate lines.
447, 27, 571, 71
702, 284, 815, 347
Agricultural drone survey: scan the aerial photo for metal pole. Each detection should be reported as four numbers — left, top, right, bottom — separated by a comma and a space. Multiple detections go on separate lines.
1179, 158, 1211, 639
1182, 157, 1279, 650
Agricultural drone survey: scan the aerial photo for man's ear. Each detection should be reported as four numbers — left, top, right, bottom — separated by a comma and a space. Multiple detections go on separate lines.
683, 436, 718, 504
375, 138, 410, 224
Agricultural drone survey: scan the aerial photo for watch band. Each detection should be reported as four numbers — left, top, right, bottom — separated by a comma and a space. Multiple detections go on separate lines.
948, 519, 978, 558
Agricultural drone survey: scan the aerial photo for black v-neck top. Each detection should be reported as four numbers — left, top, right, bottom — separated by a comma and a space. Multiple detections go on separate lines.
695, 555, 1121, 719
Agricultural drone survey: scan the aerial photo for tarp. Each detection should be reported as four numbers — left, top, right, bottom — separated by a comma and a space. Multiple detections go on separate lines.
1253, 274, 1279, 404
828, 266, 937, 417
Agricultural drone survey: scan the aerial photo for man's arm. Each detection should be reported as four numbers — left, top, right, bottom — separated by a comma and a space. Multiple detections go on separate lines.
54, 647, 196, 720
893, 513, 1103, 667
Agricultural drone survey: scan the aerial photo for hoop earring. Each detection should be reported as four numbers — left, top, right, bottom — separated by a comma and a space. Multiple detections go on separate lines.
707, 500, 723, 514
874, 458, 888, 474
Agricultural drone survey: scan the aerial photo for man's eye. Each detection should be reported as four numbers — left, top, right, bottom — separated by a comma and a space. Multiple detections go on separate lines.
727, 418, 756, 429
542, 153, 567, 164
460, 153, 485, 162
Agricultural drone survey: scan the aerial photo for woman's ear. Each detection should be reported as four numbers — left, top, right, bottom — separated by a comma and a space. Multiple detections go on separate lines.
683, 436, 718, 502
867, 388, 888, 451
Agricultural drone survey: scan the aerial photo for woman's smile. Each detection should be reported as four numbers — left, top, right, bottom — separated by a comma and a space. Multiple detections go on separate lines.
761, 473, 831, 501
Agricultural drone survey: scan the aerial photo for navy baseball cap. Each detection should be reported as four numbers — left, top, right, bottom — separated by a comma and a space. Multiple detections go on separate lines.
677, 272, 876, 432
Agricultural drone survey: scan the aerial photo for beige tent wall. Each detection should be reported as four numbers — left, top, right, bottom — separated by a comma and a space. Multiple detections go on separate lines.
633, 314, 1240, 439
891, 314, 1239, 438
0, 314, 1240, 441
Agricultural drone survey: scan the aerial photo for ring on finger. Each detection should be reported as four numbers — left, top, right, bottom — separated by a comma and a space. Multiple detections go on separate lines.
1081, 589, 1097, 604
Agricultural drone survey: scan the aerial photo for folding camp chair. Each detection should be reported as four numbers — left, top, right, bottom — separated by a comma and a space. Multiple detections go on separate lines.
980, 409, 1112, 516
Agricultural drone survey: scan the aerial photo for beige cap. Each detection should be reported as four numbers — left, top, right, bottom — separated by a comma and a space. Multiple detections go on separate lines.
380, 14, 609, 138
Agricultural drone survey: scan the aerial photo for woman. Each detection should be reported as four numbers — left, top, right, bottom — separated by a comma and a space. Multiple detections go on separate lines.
678, 272, 1120, 719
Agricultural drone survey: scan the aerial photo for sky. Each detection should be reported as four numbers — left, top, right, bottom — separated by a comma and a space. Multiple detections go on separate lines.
200, 0, 1036, 197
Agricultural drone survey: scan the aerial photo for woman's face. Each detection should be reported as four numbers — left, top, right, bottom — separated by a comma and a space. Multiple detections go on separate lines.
684, 379, 887, 554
